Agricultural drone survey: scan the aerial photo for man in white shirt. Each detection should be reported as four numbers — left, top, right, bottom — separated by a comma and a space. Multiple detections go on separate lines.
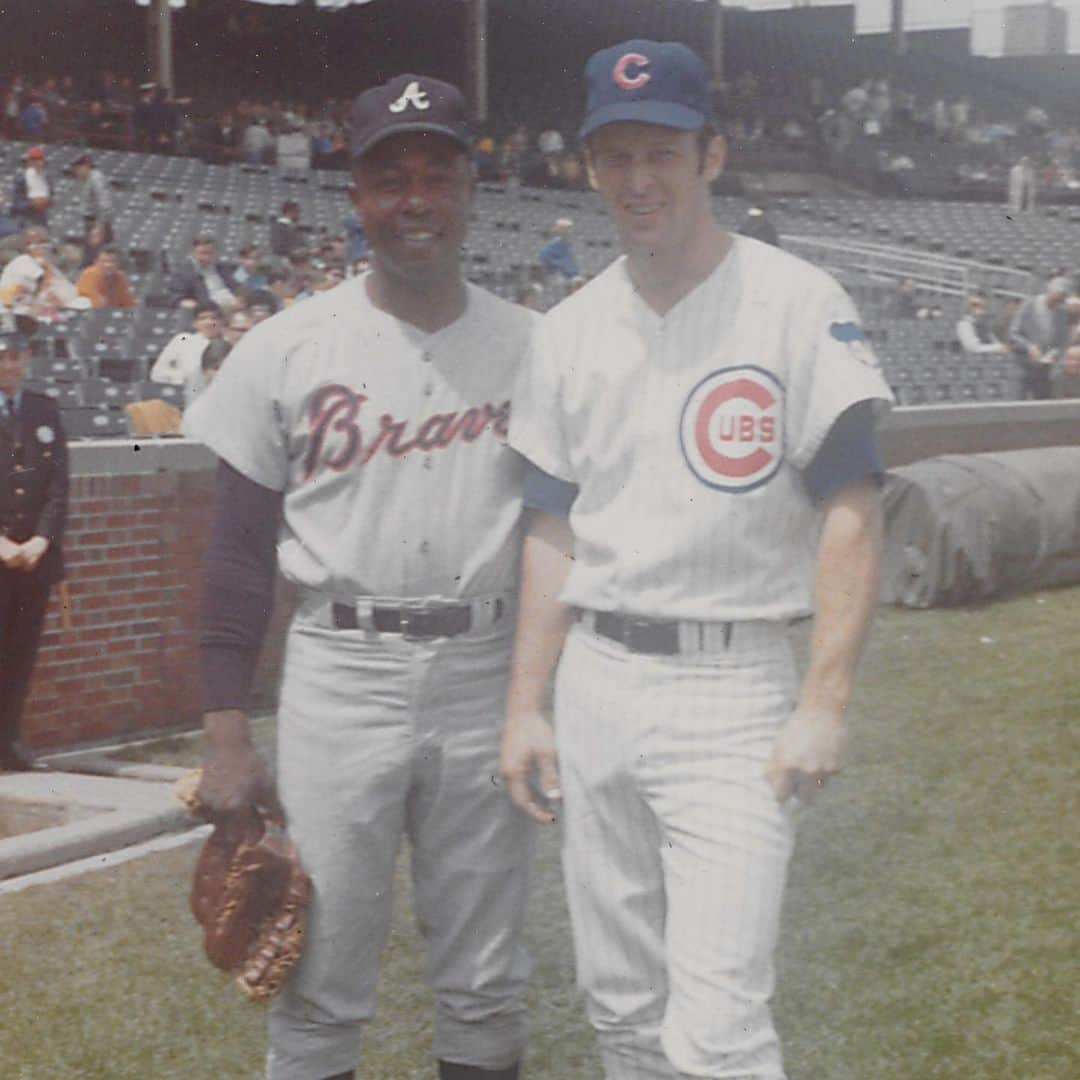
956, 294, 1009, 357
149, 302, 223, 403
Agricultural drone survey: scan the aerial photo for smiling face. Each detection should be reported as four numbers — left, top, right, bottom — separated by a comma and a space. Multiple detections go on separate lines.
349, 132, 473, 290
585, 122, 725, 265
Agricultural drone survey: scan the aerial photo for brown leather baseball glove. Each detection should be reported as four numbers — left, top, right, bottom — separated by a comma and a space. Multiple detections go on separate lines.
175, 770, 311, 1002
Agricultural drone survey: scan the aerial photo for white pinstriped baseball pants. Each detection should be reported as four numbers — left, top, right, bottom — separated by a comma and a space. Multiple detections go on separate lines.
265, 612, 534, 1080
554, 620, 797, 1080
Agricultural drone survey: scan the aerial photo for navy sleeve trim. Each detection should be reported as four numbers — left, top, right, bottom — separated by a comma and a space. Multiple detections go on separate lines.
802, 400, 884, 502
522, 458, 579, 517
199, 461, 281, 712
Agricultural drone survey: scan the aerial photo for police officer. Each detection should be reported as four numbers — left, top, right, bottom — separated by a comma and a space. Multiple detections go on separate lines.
0, 313, 68, 771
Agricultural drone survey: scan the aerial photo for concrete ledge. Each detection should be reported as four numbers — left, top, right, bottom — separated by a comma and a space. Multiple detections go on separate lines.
0, 772, 189, 881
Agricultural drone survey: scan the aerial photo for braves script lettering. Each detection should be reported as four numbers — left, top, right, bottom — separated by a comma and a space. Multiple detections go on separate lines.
303, 384, 510, 480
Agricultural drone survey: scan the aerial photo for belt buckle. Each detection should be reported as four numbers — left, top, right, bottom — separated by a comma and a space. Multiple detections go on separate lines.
627, 617, 679, 656
397, 601, 427, 641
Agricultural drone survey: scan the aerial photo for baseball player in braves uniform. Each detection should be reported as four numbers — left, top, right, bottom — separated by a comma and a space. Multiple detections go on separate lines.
186, 75, 535, 1080
500, 41, 893, 1079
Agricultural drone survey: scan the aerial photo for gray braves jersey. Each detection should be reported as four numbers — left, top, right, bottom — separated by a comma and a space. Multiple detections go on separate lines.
510, 236, 893, 622
184, 278, 536, 600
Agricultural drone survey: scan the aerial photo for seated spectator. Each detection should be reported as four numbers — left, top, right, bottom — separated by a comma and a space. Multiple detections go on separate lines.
198, 338, 232, 394
0, 190, 21, 255
17, 94, 47, 140
0, 226, 89, 318
150, 302, 224, 402
224, 308, 253, 346
11, 146, 50, 227
246, 289, 277, 324
890, 278, 919, 319
232, 244, 268, 293
80, 219, 109, 270
559, 153, 588, 190
343, 208, 368, 265
473, 135, 499, 182
1009, 276, 1071, 400
516, 282, 545, 312
270, 200, 303, 257
538, 218, 580, 281
168, 235, 237, 311
956, 295, 1008, 357
76, 245, 135, 308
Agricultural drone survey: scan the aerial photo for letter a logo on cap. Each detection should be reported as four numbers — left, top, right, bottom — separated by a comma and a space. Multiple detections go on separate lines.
613, 53, 651, 91
389, 80, 431, 113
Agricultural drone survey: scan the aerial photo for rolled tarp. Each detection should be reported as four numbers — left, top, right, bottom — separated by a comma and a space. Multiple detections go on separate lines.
880, 447, 1080, 607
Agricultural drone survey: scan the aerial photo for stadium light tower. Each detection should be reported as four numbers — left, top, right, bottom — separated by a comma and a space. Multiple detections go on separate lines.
147, 0, 174, 94
892, 0, 907, 57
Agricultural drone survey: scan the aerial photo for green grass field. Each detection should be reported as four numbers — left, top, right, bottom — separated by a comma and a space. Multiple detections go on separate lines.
2, 591, 1077, 1079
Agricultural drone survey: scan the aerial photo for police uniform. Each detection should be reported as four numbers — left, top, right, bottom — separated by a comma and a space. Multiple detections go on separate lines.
0, 320, 67, 770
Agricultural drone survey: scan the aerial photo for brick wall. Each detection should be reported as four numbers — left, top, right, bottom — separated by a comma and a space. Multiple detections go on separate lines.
21, 443, 292, 751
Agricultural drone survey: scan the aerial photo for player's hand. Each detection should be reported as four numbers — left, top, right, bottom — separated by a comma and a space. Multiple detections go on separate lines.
500, 709, 561, 824
199, 711, 283, 823
766, 705, 848, 804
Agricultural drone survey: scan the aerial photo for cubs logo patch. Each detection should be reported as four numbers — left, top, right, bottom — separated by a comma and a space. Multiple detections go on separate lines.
613, 52, 651, 91
679, 366, 784, 492
829, 321, 879, 368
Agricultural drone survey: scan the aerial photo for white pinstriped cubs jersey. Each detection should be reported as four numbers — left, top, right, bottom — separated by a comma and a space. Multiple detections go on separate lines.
184, 277, 536, 600
509, 235, 894, 622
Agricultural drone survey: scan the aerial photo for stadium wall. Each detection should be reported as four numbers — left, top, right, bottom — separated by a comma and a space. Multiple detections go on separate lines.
19, 400, 1080, 751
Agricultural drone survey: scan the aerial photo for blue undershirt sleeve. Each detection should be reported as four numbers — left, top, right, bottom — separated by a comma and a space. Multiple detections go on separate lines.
802, 400, 884, 502
522, 458, 579, 517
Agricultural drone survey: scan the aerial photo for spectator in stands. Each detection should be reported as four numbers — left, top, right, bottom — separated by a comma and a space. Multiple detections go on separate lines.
205, 109, 242, 165
270, 199, 303, 257
516, 282, 545, 312
1009, 276, 1071, 400
266, 267, 296, 310
168, 235, 237, 311
17, 94, 47, 140
223, 309, 253, 346
79, 220, 108, 271
76, 245, 135, 309
2, 76, 25, 138
0, 191, 21, 258
539, 218, 580, 281
246, 289, 277, 324
956, 295, 1008, 357
1008, 157, 1037, 213
890, 278, 919, 319
474, 135, 499, 182
1056, 298, 1080, 399
277, 114, 312, 175
11, 147, 50, 227
343, 207, 368, 265
499, 124, 529, 183
0, 227, 89, 319
738, 204, 780, 247
150, 301, 224, 402
232, 244, 268, 293
198, 338, 231, 394
70, 153, 114, 244
242, 114, 274, 165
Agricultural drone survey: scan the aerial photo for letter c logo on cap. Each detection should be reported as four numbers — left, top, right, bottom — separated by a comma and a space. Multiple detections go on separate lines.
613, 53, 651, 91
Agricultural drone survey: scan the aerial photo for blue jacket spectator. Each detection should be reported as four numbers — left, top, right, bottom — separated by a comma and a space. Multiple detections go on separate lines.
539, 218, 579, 280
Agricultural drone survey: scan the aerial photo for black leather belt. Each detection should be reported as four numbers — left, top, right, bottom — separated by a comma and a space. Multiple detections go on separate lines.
332, 599, 503, 639
583, 610, 734, 656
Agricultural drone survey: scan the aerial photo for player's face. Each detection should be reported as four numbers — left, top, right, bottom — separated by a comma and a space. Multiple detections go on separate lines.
349, 133, 473, 287
0, 347, 29, 396
586, 123, 725, 261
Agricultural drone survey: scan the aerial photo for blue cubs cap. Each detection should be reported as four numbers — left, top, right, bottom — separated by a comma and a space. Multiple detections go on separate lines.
349, 74, 472, 160
579, 39, 715, 139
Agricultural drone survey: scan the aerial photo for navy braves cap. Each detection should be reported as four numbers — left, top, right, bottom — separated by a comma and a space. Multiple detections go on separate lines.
579, 39, 715, 139
348, 74, 472, 161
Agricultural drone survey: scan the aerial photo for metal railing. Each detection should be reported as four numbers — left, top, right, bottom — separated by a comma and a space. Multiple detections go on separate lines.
783, 234, 1035, 301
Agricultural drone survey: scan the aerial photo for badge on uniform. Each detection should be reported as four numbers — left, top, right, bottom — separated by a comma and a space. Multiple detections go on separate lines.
830, 321, 879, 368
36, 425, 55, 444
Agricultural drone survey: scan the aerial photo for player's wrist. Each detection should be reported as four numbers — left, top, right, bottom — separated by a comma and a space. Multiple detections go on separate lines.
203, 708, 254, 748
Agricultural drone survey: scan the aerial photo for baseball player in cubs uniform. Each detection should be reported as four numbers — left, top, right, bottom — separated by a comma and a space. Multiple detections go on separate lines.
500, 41, 893, 1080
186, 75, 535, 1080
